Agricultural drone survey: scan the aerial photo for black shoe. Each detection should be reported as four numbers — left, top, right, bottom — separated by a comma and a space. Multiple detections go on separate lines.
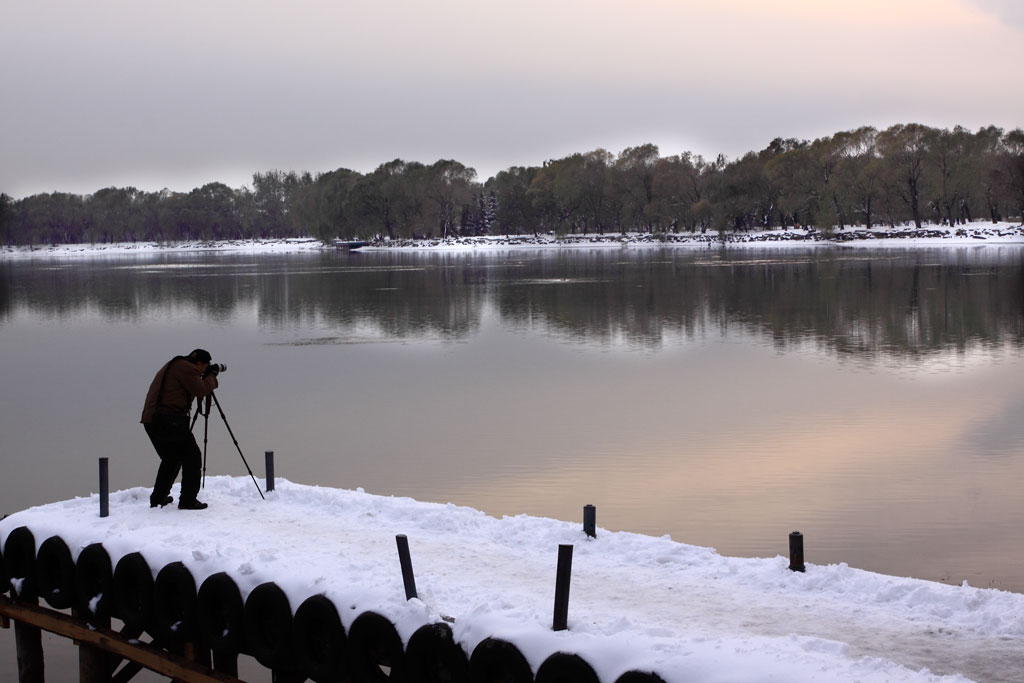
150, 495, 173, 508
178, 500, 208, 510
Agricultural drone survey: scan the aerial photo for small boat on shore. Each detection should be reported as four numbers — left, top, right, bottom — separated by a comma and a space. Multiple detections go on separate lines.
333, 240, 369, 250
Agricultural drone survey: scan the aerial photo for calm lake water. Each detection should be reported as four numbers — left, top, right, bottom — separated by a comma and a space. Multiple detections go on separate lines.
1, 245, 1023, 603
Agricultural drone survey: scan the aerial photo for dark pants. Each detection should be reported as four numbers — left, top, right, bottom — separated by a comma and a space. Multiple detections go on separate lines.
144, 414, 201, 504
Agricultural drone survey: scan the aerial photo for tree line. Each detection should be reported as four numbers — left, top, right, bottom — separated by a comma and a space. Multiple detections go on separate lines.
2, 123, 1023, 246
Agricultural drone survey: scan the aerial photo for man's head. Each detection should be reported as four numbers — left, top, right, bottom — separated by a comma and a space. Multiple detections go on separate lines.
187, 349, 212, 366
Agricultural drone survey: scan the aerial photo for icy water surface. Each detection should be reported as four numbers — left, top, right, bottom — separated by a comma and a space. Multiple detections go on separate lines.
1, 245, 1023, 600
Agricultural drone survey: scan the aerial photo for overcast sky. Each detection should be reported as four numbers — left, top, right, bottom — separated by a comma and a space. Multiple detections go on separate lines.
2, 0, 1022, 198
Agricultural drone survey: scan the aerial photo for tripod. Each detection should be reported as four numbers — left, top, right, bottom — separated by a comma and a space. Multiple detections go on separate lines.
191, 391, 265, 500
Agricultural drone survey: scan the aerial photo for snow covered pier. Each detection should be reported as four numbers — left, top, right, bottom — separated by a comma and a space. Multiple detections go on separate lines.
3, 477, 1024, 683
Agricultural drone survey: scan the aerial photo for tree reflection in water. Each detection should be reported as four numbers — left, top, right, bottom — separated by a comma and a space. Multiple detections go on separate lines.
2, 247, 1021, 360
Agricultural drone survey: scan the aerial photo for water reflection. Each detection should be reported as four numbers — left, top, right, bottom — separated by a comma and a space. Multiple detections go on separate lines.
1, 246, 1023, 595
2, 247, 1022, 360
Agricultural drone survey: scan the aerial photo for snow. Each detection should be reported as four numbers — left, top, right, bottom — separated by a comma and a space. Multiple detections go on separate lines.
4, 477, 1023, 682
1, 223, 1022, 259
362, 223, 1024, 251
0, 237, 328, 258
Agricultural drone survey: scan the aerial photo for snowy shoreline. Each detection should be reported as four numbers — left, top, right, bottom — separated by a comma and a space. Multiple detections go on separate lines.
2, 223, 1023, 259
3, 478, 1022, 682
367, 222, 1024, 251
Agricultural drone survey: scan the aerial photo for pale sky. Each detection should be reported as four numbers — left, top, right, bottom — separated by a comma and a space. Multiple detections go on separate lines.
1, 0, 1022, 198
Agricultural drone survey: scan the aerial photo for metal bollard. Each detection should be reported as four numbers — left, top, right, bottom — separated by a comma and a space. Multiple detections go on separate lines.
396, 534, 418, 600
265, 451, 275, 492
789, 531, 805, 572
99, 458, 109, 518
583, 504, 596, 538
552, 544, 573, 631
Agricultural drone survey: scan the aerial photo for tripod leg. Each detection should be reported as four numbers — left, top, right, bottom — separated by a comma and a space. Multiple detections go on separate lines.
209, 391, 265, 500
201, 395, 211, 489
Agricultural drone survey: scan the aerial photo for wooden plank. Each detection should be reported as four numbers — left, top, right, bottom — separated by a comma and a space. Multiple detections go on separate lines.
0, 598, 241, 683
73, 607, 109, 683
14, 618, 44, 683
79, 640, 109, 683
177, 641, 211, 683
13, 596, 44, 683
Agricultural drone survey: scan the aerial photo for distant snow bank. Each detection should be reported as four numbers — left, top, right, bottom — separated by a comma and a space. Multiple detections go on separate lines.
369, 222, 1024, 251
2, 223, 1023, 259
0, 237, 327, 258
3, 477, 1022, 682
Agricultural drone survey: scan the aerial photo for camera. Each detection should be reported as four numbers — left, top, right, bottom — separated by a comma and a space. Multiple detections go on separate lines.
204, 362, 227, 377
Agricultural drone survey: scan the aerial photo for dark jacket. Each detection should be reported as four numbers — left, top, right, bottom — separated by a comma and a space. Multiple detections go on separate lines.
140, 357, 218, 424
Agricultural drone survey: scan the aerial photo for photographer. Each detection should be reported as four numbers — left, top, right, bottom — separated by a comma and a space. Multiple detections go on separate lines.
140, 348, 221, 510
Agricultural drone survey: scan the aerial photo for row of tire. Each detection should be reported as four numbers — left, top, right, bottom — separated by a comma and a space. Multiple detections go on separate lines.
1, 527, 666, 683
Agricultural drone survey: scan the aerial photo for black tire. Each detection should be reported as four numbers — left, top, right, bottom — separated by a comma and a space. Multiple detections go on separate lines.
2, 527, 37, 600
36, 536, 76, 609
293, 594, 347, 683
403, 622, 469, 683
243, 582, 293, 670
197, 572, 245, 653
468, 638, 533, 683
614, 672, 666, 683
347, 611, 406, 682
536, 652, 600, 683
0, 540, 8, 596
74, 542, 113, 618
113, 552, 154, 636
151, 561, 197, 644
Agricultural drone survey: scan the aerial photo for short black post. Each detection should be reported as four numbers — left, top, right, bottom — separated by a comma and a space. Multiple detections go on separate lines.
98, 457, 109, 518
552, 544, 573, 631
265, 451, 275, 492
583, 504, 596, 538
789, 531, 805, 572
396, 534, 418, 600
